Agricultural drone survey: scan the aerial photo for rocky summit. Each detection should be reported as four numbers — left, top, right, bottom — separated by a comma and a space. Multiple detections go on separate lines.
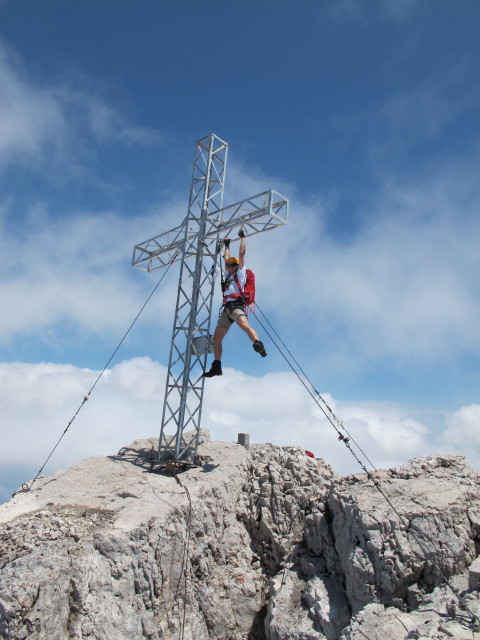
1, 430, 480, 640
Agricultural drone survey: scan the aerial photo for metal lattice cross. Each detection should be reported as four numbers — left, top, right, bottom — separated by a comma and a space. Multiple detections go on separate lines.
132, 134, 288, 465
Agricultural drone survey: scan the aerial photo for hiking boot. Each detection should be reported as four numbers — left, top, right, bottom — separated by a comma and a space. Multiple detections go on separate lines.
203, 360, 222, 377
253, 340, 267, 357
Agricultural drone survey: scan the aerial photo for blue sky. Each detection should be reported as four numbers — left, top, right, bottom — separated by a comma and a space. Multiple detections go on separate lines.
1, 0, 480, 502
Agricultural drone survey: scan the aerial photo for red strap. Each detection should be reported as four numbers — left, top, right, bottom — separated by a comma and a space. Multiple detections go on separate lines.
233, 273, 243, 296
222, 274, 243, 305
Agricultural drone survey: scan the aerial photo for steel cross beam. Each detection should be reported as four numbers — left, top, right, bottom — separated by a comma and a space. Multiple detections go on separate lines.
132, 134, 288, 465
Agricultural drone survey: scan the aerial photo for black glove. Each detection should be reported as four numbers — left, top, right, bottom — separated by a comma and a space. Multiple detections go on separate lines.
238, 228, 245, 238
223, 238, 231, 247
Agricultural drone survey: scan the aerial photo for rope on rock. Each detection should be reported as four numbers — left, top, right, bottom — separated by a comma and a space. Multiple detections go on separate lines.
172, 471, 193, 640
13, 251, 180, 497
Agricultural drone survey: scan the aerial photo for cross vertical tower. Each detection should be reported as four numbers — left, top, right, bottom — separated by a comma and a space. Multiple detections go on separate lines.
133, 134, 288, 465
160, 135, 227, 464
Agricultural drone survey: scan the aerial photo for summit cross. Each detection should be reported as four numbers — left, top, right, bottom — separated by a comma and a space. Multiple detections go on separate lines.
132, 134, 288, 466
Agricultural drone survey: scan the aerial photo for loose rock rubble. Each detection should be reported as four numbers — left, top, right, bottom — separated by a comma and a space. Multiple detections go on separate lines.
1, 434, 480, 640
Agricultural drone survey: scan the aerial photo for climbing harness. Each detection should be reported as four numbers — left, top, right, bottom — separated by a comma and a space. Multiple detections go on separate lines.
219, 250, 255, 314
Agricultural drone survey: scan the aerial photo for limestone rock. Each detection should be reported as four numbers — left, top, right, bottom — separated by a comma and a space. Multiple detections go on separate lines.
1, 439, 480, 640
469, 556, 480, 590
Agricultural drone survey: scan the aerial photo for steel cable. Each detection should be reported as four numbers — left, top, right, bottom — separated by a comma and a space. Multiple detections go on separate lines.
172, 471, 193, 640
13, 251, 180, 496
253, 303, 406, 521
254, 303, 378, 471
251, 303, 480, 631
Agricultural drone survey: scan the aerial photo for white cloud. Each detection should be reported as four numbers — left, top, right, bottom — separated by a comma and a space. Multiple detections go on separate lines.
78, 92, 165, 147
441, 404, 480, 469
0, 38, 162, 173
0, 40, 66, 166
335, 399, 429, 466
204, 375, 435, 475
0, 359, 167, 484
2, 358, 478, 503
243, 175, 480, 374
1, 29, 478, 377
0, 199, 187, 346
1, 135, 479, 383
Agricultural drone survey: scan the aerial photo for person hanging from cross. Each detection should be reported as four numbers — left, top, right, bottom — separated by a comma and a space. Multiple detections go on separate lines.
203, 228, 267, 378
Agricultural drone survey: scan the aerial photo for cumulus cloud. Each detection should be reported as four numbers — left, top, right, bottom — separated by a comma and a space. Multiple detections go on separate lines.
0, 198, 188, 349
442, 405, 480, 469
0, 358, 167, 498
2, 143, 479, 379
203, 374, 436, 474
242, 160, 480, 376
1, 357, 476, 503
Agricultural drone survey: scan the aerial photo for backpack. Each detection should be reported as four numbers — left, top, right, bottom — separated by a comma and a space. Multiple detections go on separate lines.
234, 269, 256, 307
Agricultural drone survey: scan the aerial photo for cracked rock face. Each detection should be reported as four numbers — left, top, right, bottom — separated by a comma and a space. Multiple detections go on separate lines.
1, 434, 480, 640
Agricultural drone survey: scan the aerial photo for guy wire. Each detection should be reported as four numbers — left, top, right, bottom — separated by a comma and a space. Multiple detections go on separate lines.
14, 251, 180, 496
252, 303, 480, 630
